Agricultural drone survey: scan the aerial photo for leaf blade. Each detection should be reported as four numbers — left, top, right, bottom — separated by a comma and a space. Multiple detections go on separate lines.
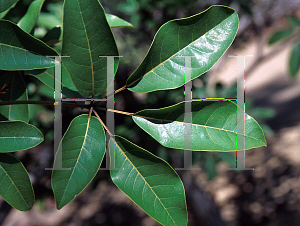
0, 153, 34, 211
51, 114, 106, 209
289, 42, 300, 77
61, 0, 119, 98
17, 0, 45, 33
105, 14, 133, 28
0, 121, 43, 152
268, 29, 293, 45
133, 101, 267, 151
0, 20, 58, 70
110, 136, 188, 226
126, 5, 239, 93
0, 0, 19, 13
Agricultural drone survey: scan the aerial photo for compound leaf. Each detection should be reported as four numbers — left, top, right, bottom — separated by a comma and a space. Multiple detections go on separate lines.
133, 101, 266, 151
0, 121, 43, 152
0, 71, 29, 123
0, 20, 58, 70
126, 5, 238, 93
110, 136, 187, 226
0, 153, 34, 211
61, 0, 119, 98
52, 114, 106, 209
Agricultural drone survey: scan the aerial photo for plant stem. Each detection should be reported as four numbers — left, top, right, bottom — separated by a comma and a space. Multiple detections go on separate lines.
0, 100, 134, 116
0, 100, 89, 108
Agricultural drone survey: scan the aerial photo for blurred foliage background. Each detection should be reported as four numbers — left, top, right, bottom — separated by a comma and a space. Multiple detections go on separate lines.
1, 0, 300, 225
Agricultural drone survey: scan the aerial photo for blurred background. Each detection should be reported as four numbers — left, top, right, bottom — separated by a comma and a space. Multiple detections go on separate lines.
1, 0, 300, 225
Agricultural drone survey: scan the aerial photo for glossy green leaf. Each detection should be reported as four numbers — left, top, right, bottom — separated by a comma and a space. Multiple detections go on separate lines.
0, 71, 29, 122
133, 101, 267, 151
288, 16, 300, 27
289, 42, 300, 77
0, 121, 43, 152
17, 0, 45, 33
0, 153, 34, 211
61, 0, 119, 98
105, 14, 133, 28
0, 0, 19, 13
268, 29, 293, 45
126, 6, 239, 93
0, 20, 58, 70
51, 114, 106, 209
110, 136, 187, 226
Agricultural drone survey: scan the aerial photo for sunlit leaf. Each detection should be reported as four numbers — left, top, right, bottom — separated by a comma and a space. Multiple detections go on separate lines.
126, 5, 238, 93
106, 14, 133, 28
133, 101, 267, 151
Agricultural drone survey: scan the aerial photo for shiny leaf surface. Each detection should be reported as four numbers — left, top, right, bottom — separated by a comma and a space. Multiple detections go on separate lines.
17, 0, 45, 33
0, 121, 43, 152
110, 136, 187, 226
126, 6, 238, 93
61, 0, 119, 98
0, 71, 29, 122
52, 114, 106, 209
0, 153, 34, 211
133, 101, 267, 151
105, 14, 133, 28
0, 20, 58, 70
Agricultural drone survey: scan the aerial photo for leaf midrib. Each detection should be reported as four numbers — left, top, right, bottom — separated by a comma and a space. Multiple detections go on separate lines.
76, 0, 94, 96
128, 12, 236, 88
0, 162, 31, 209
114, 140, 178, 226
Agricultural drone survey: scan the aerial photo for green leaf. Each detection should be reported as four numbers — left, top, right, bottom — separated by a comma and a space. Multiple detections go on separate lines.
0, 20, 58, 70
288, 16, 300, 27
105, 14, 133, 28
110, 136, 187, 226
0, 71, 29, 123
41, 26, 62, 46
289, 42, 300, 77
0, 121, 43, 152
61, 0, 119, 98
268, 29, 293, 45
126, 6, 239, 93
51, 114, 106, 209
17, 0, 45, 33
0, 0, 19, 13
0, 153, 34, 211
204, 154, 217, 180
133, 101, 267, 151
25, 62, 78, 93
